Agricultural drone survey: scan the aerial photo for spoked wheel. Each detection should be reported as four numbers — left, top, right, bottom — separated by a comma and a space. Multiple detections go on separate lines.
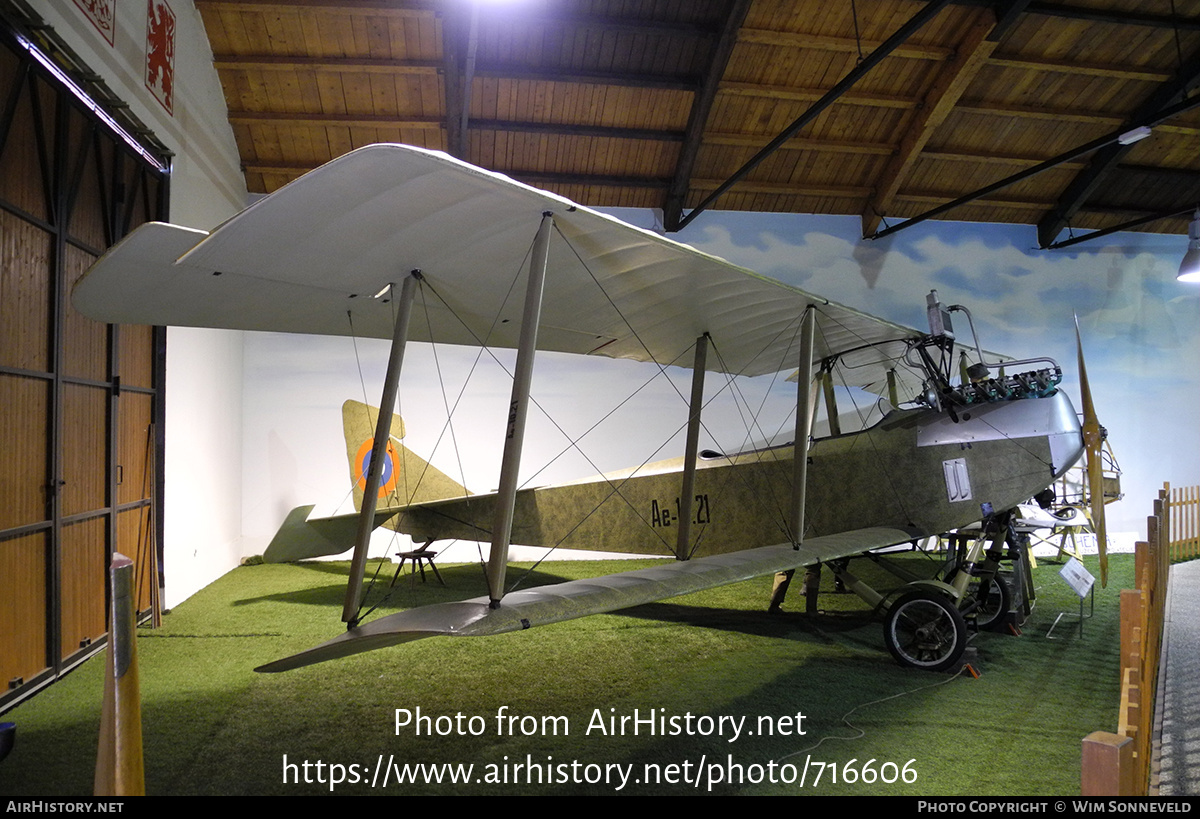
969, 574, 1011, 631
945, 568, 1012, 631
884, 591, 968, 671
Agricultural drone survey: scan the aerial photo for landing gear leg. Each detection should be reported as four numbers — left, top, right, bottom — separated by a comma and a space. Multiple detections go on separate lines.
803, 564, 822, 614
768, 569, 794, 613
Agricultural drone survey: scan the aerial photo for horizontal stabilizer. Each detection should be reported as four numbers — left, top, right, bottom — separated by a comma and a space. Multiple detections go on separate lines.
262, 505, 406, 563
256, 526, 918, 672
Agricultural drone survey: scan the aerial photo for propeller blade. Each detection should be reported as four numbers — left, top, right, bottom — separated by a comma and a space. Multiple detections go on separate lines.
1075, 316, 1107, 587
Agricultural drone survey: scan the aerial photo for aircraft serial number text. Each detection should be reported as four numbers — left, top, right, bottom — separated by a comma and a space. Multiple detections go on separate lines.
650, 495, 711, 528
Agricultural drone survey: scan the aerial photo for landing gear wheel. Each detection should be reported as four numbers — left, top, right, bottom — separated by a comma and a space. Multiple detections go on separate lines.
970, 575, 1011, 631
884, 591, 968, 671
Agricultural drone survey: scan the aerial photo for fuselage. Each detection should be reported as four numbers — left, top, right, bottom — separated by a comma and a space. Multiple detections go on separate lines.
395, 390, 1083, 559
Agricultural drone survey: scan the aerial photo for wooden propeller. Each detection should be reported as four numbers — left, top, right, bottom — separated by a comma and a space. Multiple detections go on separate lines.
1075, 317, 1107, 587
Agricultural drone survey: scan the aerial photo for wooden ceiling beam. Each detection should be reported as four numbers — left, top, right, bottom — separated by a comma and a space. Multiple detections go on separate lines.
863, 6, 1002, 236
228, 112, 443, 128
472, 120, 684, 141
196, 0, 717, 37
736, 28, 952, 61
1115, 164, 1200, 180
896, 191, 1053, 209
1036, 48, 1200, 247
921, 149, 1086, 170
691, 179, 872, 198
721, 82, 918, 109
954, 101, 1123, 125
662, 0, 751, 232
1021, 2, 1200, 31
478, 10, 716, 38
228, 112, 682, 142
473, 67, 696, 91
872, 93, 1200, 240
212, 55, 441, 74
705, 133, 895, 155
510, 172, 670, 189
243, 161, 319, 175
988, 54, 1172, 83
671, 0, 954, 232
196, 0, 435, 16
441, 2, 469, 159
209, 59, 696, 91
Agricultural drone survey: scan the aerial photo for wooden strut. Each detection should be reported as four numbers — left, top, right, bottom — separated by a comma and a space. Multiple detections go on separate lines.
675, 334, 709, 560
486, 212, 555, 607
343, 272, 421, 625
790, 306, 817, 547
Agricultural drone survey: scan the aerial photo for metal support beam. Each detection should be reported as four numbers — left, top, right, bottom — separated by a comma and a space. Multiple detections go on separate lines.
675, 334, 708, 560
790, 307, 817, 546
1046, 205, 1194, 249
673, 0, 952, 232
869, 93, 1200, 242
861, 5, 1001, 236
1037, 48, 1200, 247
342, 272, 420, 625
486, 212, 554, 606
662, 0, 751, 231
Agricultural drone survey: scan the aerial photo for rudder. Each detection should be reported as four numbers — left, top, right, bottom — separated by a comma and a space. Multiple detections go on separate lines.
342, 399, 468, 512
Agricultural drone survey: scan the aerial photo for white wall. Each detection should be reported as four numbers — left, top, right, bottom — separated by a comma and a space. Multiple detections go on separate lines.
31, 1, 248, 605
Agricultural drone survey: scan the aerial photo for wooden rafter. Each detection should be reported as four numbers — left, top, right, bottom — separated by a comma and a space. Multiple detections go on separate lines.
1036, 48, 1200, 247
212, 56, 441, 74
229, 112, 683, 142
441, 2, 466, 159
863, 6, 1001, 236
671, 0, 954, 232
195, 0, 1200, 236
720, 82, 919, 109
1020, 2, 1200, 32
736, 27, 952, 61
196, 0, 435, 16
662, 0, 751, 232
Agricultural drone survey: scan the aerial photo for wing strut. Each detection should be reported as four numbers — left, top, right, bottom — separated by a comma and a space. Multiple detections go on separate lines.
343, 272, 420, 625
675, 333, 709, 560
790, 306, 817, 546
485, 212, 554, 607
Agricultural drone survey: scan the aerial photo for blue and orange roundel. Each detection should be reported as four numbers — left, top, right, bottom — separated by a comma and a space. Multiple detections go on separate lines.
354, 438, 400, 499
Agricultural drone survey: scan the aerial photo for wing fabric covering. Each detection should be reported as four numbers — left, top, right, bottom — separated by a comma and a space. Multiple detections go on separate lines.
76, 144, 929, 393
256, 526, 919, 672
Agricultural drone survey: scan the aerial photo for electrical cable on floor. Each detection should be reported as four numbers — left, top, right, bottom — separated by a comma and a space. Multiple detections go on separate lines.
775, 664, 968, 763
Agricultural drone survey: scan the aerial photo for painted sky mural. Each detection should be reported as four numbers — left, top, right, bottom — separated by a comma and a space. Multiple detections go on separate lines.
241, 209, 1199, 553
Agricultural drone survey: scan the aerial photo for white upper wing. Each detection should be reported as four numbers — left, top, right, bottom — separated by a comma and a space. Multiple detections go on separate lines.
74, 143, 926, 386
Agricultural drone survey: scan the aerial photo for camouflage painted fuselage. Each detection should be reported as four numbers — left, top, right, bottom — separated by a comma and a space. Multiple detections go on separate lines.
393, 391, 1083, 560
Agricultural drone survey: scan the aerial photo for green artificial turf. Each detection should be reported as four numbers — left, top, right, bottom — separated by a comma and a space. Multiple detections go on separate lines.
0, 551, 1129, 796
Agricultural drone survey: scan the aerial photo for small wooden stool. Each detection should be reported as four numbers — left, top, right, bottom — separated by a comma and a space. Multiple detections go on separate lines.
391, 543, 445, 586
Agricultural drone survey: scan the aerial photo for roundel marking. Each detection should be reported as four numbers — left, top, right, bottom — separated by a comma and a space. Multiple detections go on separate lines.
354, 438, 399, 499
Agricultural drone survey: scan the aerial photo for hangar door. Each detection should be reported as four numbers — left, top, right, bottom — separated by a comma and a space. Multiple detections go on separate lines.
0, 21, 168, 710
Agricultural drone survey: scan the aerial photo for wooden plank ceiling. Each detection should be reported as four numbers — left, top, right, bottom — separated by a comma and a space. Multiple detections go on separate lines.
197, 0, 1200, 246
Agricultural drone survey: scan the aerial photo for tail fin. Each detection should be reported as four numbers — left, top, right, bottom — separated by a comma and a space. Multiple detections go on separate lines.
342, 399, 468, 511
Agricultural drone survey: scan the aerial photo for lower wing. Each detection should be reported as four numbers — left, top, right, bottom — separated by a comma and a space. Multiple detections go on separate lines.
256, 525, 919, 672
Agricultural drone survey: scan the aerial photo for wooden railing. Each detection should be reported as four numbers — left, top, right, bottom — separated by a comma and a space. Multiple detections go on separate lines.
1166, 482, 1200, 563
1081, 488, 1170, 796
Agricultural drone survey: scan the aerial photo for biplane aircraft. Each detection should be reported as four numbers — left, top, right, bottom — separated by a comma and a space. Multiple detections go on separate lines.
73, 144, 1107, 674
